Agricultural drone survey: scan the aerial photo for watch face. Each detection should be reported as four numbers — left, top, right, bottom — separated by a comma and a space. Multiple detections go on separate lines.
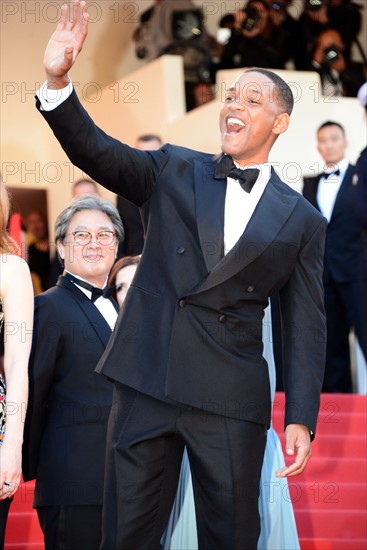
172, 10, 202, 41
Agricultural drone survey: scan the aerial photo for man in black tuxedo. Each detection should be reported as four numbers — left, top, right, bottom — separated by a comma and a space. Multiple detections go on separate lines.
35, 2, 327, 548
22, 195, 124, 550
303, 121, 367, 393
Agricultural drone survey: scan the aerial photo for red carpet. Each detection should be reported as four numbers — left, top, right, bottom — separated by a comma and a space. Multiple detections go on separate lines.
5, 393, 367, 549
272, 393, 367, 550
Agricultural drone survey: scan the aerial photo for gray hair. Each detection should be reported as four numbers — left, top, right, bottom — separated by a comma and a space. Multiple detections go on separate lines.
55, 195, 124, 264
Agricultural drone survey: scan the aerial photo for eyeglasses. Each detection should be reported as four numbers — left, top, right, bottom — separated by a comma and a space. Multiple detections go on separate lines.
71, 230, 116, 246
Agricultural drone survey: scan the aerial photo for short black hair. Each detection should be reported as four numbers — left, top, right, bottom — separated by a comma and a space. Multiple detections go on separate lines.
317, 121, 345, 135
244, 68, 294, 115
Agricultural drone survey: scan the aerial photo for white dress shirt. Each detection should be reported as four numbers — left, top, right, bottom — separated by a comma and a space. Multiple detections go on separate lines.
65, 270, 118, 330
224, 163, 271, 254
316, 157, 349, 222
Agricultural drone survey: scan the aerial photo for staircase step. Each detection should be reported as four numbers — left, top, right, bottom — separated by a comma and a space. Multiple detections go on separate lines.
308, 435, 366, 458
5, 545, 44, 550
330, 539, 367, 550
279, 457, 366, 484
273, 411, 367, 437
295, 509, 367, 539
5, 511, 43, 545
273, 433, 367, 459
273, 393, 367, 415
279, 482, 367, 511
299, 539, 332, 550
299, 538, 367, 550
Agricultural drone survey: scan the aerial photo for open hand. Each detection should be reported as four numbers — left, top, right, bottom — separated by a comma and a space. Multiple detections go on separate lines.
44, 0, 88, 87
275, 423, 312, 477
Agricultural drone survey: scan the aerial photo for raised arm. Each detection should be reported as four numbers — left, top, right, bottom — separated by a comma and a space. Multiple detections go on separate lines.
44, 0, 88, 90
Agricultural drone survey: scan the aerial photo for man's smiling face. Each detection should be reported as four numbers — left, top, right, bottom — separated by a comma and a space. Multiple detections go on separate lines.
219, 71, 289, 166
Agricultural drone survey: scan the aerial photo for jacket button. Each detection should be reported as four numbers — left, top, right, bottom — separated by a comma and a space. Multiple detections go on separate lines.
179, 299, 186, 308
246, 285, 255, 292
218, 314, 227, 323
177, 246, 185, 254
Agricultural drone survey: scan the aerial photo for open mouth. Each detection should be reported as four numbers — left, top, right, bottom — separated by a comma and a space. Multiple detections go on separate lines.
226, 116, 246, 134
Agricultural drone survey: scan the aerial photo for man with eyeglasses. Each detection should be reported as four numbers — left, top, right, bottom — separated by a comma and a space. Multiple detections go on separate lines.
22, 195, 124, 550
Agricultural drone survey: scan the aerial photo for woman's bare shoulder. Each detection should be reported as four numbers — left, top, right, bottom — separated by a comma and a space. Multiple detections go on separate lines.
0, 254, 31, 281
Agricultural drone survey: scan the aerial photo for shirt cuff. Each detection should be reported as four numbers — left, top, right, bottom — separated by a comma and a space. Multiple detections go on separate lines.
37, 79, 73, 111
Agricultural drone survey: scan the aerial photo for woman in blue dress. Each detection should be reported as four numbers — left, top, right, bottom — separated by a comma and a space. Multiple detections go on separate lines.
162, 302, 300, 550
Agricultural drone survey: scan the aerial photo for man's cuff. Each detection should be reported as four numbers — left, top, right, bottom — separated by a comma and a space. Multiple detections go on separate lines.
37, 79, 73, 111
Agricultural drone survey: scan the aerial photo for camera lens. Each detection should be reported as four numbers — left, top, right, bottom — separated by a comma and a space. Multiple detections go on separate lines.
323, 45, 340, 64
242, 7, 260, 31
305, 0, 323, 11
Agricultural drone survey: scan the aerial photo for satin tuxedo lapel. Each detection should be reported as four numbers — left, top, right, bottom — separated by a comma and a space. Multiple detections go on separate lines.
329, 164, 353, 223
194, 157, 226, 271
57, 276, 113, 347
191, 171, 299, 295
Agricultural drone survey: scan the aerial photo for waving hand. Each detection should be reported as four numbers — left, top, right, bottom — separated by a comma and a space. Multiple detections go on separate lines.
44, 0, 88, 88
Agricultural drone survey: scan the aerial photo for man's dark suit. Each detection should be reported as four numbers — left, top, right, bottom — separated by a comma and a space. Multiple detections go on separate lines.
303, 164, 367, 392
22, 276, 115, 547
38, 90, 326, 548
116, 195, 144, 256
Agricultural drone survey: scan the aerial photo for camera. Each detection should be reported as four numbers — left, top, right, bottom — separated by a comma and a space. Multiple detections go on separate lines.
242, 7, 260, 32
304, 0, 324, 11
171, 10, 202, 41
323, 45, 342, 64
271, 2, 285, 11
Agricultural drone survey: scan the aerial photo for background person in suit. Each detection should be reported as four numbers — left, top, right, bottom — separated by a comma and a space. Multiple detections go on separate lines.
355, 82, 367, 234
36, 2, 327, 548
47, 177, 101, 288
116, 134, 162, 258
22, 195, 124, 550
303, 121, 367, 393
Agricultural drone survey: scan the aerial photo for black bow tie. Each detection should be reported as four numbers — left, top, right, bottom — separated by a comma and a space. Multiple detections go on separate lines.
214, 155, 260, 193
64, 273, 112, 302
321, 169, 340, 180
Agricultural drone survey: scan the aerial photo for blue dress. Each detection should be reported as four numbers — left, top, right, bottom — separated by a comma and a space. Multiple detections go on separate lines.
162, 303, 300, 550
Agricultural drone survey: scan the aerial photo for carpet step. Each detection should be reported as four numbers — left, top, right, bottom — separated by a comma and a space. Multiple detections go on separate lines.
328, 539, 367, 550
295, 509, 367, 539
263, 481, 367, 511
273, 411, 367, 437
283, 457, 367, 484
273, 434, 367, 460
5, 511, 43, 545
299, 538, 367, 550
273, 393, 367, 415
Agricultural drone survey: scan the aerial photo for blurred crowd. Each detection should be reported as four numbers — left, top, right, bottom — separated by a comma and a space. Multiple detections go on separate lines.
133, 0, 366, 110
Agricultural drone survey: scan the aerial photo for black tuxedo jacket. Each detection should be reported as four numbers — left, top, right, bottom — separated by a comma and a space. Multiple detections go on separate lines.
303, 164, 367, 284
38, 91, 326, 435
22, 276, 115, 506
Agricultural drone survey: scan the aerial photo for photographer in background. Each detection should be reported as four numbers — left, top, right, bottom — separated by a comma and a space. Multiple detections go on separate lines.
294, 0, 330, 70
132, 0, 216, 111
310, 28, 365, 97
328, 0, 363, 63
219, 0, 288, 70
264, 0, 299, 66
294, 0, 365, 70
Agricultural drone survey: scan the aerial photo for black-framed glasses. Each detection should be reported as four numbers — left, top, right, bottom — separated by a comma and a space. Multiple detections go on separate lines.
71, 230, 116, 246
